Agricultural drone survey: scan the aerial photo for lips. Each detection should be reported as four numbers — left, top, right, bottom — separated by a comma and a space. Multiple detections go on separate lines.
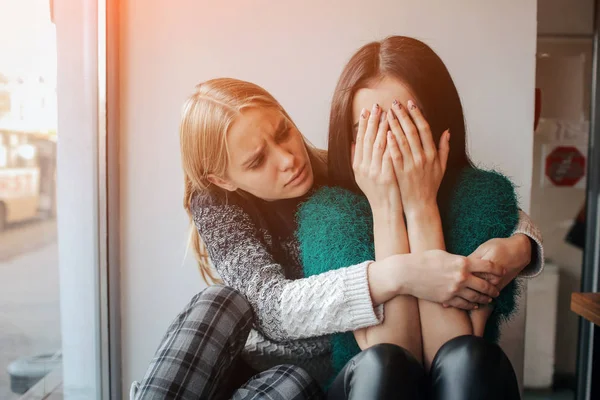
286, 165, 306, 187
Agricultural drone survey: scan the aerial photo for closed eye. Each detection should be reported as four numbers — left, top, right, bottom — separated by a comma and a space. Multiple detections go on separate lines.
248, 154, 265, 170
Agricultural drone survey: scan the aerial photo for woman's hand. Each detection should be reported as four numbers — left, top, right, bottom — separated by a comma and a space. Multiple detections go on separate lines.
386, 100, 450, 216
468, 234, 532, 291
353, 104, 400, 212
374, 250, 505, 309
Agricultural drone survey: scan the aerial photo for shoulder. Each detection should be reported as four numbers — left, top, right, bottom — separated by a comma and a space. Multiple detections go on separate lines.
445, 167, 520, 237
443, 168, 521, 254
455, 168, 516, 197
190, 190, 227, 219
190, 190, 256, 230
462, 168, 515, 190
450, 167, 518, 209
190, 190, 224, 211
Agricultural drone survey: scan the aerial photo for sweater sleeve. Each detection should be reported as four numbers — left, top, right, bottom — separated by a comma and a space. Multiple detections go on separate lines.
513, 210, 544, 278
191, 193, 382, 342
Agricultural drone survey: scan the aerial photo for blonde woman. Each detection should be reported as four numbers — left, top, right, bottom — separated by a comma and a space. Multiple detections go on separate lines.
132, 78, 540, 399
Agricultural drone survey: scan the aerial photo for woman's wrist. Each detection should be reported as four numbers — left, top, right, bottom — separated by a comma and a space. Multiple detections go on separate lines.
370, 197, 403, 219
372, 205, 403, 224
510, 233, 532, 271
367, 255, 410, 304
404, 200, 440, 224
372, 208, 408, 260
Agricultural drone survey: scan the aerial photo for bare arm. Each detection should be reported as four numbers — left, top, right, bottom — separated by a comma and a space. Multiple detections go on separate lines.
388, 100, 476, 368
405, 205, 475, 367
356, 207, 423, 359
349, 106, 422, 358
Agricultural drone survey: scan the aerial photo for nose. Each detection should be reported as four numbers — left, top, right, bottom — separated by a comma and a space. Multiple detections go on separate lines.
275, 145, 295, 171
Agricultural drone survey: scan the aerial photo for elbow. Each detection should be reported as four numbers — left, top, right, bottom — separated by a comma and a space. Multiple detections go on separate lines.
253, 310, 292, 342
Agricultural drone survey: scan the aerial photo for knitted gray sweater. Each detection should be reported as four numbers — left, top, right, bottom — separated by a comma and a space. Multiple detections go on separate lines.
191, 191, 543, 384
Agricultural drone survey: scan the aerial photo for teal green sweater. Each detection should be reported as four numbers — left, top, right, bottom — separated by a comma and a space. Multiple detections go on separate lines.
296, 167, 521, 377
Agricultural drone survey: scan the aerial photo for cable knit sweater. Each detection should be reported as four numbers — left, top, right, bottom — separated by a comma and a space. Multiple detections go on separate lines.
191, 191, 543, 385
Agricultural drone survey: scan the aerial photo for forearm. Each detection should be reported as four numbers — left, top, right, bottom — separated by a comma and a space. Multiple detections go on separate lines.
355, 208, 422, 360
248, 263, 386, 340
471, 235, 531, 337
405, 204, 445, 252
469, 235, 530, 337
513, 210, 544, 278
499, 234, 533, 288
405, 203, 472, 369
373, 208, 410, 259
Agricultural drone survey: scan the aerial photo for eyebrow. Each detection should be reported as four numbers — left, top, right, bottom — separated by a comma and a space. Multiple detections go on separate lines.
241, 118, 287, 167
274, 118, 288, 136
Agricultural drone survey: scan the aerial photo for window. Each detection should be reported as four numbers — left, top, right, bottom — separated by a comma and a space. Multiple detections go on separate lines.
0, 0, 113, 398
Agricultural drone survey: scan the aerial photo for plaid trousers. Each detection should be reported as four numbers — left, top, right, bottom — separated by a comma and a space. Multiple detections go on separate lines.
131, 285, 324, 400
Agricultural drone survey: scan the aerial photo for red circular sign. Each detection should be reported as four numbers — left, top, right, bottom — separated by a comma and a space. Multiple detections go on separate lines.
545, 146, 586, 187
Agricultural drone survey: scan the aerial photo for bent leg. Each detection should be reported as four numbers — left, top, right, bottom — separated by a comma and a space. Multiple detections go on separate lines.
429, 335, 521, 400
327, 343, 427, 400
133, 285, 254, 400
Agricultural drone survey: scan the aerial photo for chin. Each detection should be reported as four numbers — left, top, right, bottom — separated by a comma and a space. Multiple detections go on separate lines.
286, 172, 314, 199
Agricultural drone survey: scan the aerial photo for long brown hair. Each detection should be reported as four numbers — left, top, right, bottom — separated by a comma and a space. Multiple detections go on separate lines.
328, 36, 472, 202
180, 78, 327, 284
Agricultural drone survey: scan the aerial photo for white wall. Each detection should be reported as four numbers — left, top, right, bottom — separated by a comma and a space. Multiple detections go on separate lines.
120, 0, 537, 394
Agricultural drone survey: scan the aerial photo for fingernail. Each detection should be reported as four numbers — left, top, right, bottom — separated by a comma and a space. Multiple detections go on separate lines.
488, 298, 493, 303
495, 291, 500, 297
392, 99, 398, 106
474, 305, 479, 309
361, 108, 368, 119
380, 111, 386, 122
408, 100, 417, 110
447, 129, 451, 141
372, 103, 379, 112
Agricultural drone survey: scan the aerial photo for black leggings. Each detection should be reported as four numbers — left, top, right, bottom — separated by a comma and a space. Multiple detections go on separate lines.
327, 335, 521, 400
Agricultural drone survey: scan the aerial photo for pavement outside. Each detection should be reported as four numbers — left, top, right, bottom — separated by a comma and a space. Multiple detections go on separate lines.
0, 219, 60, 399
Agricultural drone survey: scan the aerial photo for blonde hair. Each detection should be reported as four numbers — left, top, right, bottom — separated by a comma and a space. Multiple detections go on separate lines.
181, 78, 327, 284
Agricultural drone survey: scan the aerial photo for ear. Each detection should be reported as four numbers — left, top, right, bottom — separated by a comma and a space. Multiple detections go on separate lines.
207, 174, 238, 192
